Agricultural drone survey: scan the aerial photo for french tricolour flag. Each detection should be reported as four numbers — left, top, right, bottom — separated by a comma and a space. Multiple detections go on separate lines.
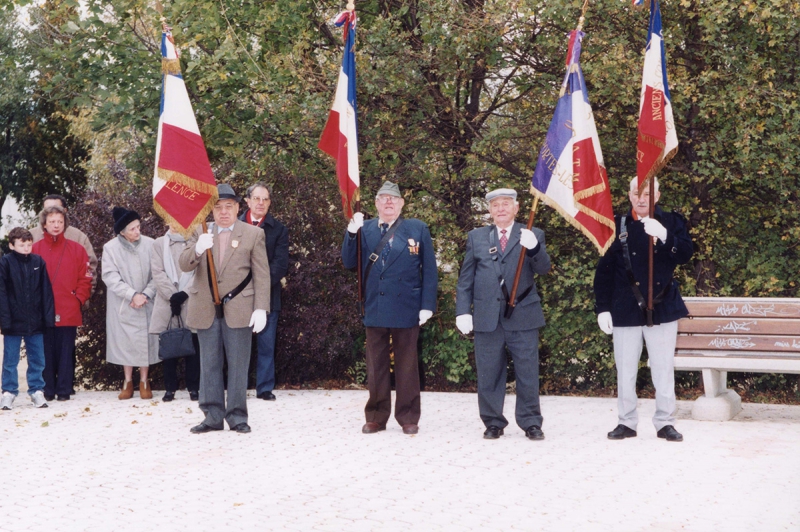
531, 30, 615, 254
636, 0, 678, 190
153, 25, 217, 235
318, 11, 359, 220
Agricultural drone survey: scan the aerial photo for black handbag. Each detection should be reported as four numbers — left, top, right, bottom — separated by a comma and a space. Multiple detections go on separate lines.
158, 315, 196, 361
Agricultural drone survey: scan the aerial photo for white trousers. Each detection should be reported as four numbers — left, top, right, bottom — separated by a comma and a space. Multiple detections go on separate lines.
612, 321, 678, 431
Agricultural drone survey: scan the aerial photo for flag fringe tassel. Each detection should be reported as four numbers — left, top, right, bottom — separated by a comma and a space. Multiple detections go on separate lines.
531, 188, 614, 256
153, 201, 216, 239
637, 142, 678, 194
162, 58, 182, 76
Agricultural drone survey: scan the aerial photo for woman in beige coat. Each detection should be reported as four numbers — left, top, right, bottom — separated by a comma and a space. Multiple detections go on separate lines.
102, 208, 159, 399
149, 226, 200, 402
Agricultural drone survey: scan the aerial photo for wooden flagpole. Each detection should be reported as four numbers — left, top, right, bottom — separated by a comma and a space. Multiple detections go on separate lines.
201, 221, 222, 306
506, 195, 540, 318
646, 177, 655, 326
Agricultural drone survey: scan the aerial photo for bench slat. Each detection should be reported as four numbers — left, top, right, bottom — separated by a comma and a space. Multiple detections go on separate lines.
683, 298, 800, 319
673, 355, 800, 373
678, 317, 800, 335
676, 334, 800, 353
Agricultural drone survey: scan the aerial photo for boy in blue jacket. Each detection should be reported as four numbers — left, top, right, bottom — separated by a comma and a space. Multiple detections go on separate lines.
0, 227, 56, 409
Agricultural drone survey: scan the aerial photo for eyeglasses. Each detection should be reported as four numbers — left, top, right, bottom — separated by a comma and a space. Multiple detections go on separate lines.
249, 196, 271, 203
376, 195, 400, 204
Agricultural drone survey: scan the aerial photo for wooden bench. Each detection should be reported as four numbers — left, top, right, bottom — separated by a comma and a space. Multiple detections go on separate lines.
674, 297, 800, 420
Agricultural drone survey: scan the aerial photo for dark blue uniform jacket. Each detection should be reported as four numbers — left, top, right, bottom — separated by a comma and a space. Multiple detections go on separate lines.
593, 206, 693, 327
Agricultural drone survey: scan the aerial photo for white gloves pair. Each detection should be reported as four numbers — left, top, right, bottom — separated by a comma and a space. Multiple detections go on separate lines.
347, 212, 364, 234
249, 309, 268, 334
195, 232, 214, 255
519, 228, 539, 250
641, 217, 667, 243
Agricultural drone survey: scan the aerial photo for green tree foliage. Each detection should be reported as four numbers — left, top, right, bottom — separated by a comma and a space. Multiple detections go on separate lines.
0, 9, 88, 218
16, 0, 800, 398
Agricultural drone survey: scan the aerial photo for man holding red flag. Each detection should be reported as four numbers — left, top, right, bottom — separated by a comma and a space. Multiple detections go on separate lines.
593, 177, 693, 443
180, 184, 270, 434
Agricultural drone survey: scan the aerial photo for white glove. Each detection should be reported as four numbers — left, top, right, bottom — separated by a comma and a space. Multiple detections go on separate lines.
347, 212, 364, 234
419, 309, 433, 326
641, 217, 667, 243
195, 232, 214, 255
597, 311, 613, 335
249, 309, 268, 334
519, 228, 539, 250
456, 314, 473, 335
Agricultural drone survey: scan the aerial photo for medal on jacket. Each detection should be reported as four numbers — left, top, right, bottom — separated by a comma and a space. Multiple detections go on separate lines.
55, 314, 60, 323
407, 238, 419, 255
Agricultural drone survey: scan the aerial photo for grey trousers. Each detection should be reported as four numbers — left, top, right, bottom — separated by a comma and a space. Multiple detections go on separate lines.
474, 325, 542, 430
612, 321, 679, 431
196, 317, 252, 429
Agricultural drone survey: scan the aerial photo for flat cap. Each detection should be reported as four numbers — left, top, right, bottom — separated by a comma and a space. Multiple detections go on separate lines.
376, 181, 402, 198
486, 188, 517, 202
217, 183, 240, 202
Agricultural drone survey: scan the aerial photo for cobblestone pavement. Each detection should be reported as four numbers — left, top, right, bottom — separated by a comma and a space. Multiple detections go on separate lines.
0, 389, 798, 531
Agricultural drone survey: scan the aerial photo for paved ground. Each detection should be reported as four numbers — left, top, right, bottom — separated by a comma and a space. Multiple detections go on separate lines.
0, 389, 798, 532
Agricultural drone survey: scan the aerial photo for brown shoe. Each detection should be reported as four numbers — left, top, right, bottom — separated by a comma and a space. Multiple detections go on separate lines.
139, 380, 153, 400
118, 380, 134, 400
361, 422, 386, 434
402, 424, 419, 435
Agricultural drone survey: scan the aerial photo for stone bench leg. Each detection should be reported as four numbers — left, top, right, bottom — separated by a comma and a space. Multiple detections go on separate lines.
691, 369, 742, 421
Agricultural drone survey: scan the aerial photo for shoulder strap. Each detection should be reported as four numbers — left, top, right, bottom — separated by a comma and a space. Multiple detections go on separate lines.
362, 217, 404, 290
620, 216, 647, 312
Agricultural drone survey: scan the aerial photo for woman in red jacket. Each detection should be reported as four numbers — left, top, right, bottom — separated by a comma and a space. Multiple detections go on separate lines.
32, 206, 92, 401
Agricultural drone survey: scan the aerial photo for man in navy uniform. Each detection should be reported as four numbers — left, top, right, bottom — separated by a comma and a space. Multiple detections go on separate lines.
594, 177, 693, 442
342, 181, 438, 435
455, 188, 551, 440
239, 182, 289, 402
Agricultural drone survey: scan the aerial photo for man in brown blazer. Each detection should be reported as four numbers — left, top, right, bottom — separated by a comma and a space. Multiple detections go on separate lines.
179, 184, 270, 434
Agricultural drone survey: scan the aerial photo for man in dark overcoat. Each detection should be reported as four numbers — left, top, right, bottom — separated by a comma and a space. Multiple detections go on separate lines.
455, 188, 551, 440
594, 177, 693, 442
239, 182, 289, 401
342, 181, 438, 435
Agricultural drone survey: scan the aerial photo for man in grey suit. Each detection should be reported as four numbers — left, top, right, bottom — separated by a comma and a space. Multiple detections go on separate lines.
455, 188, 551, 440
179, 184, 270, 434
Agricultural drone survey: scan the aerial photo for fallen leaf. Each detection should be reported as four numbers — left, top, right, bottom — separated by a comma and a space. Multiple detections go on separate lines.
84, 407, 90, 412
233, 503, 243, 507
54, 412, 67, 418
41, 421, 49, 427
131, 420, 138, 424
146, 412, 152, 416
186, 408, 192, 414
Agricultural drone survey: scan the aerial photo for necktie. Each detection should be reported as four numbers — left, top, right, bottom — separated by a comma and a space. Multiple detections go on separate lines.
380, 223, 392, 268
218, 230, 231, 264
500, 229, 508, 253
252, 220, 259, 226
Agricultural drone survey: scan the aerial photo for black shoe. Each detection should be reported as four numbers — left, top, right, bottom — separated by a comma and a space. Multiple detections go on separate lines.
657, 425, 683, 442
162, 391, 175, 402
190, 423, 223, 434
57, 395, 70, 402
525, 425, 545, 441
608, 424, 637, 440
189, 391, 199, 401
45, 394, 55, 402
230, 423, 251, 434
483, 426, 504, 439
257, 391, 276, 401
